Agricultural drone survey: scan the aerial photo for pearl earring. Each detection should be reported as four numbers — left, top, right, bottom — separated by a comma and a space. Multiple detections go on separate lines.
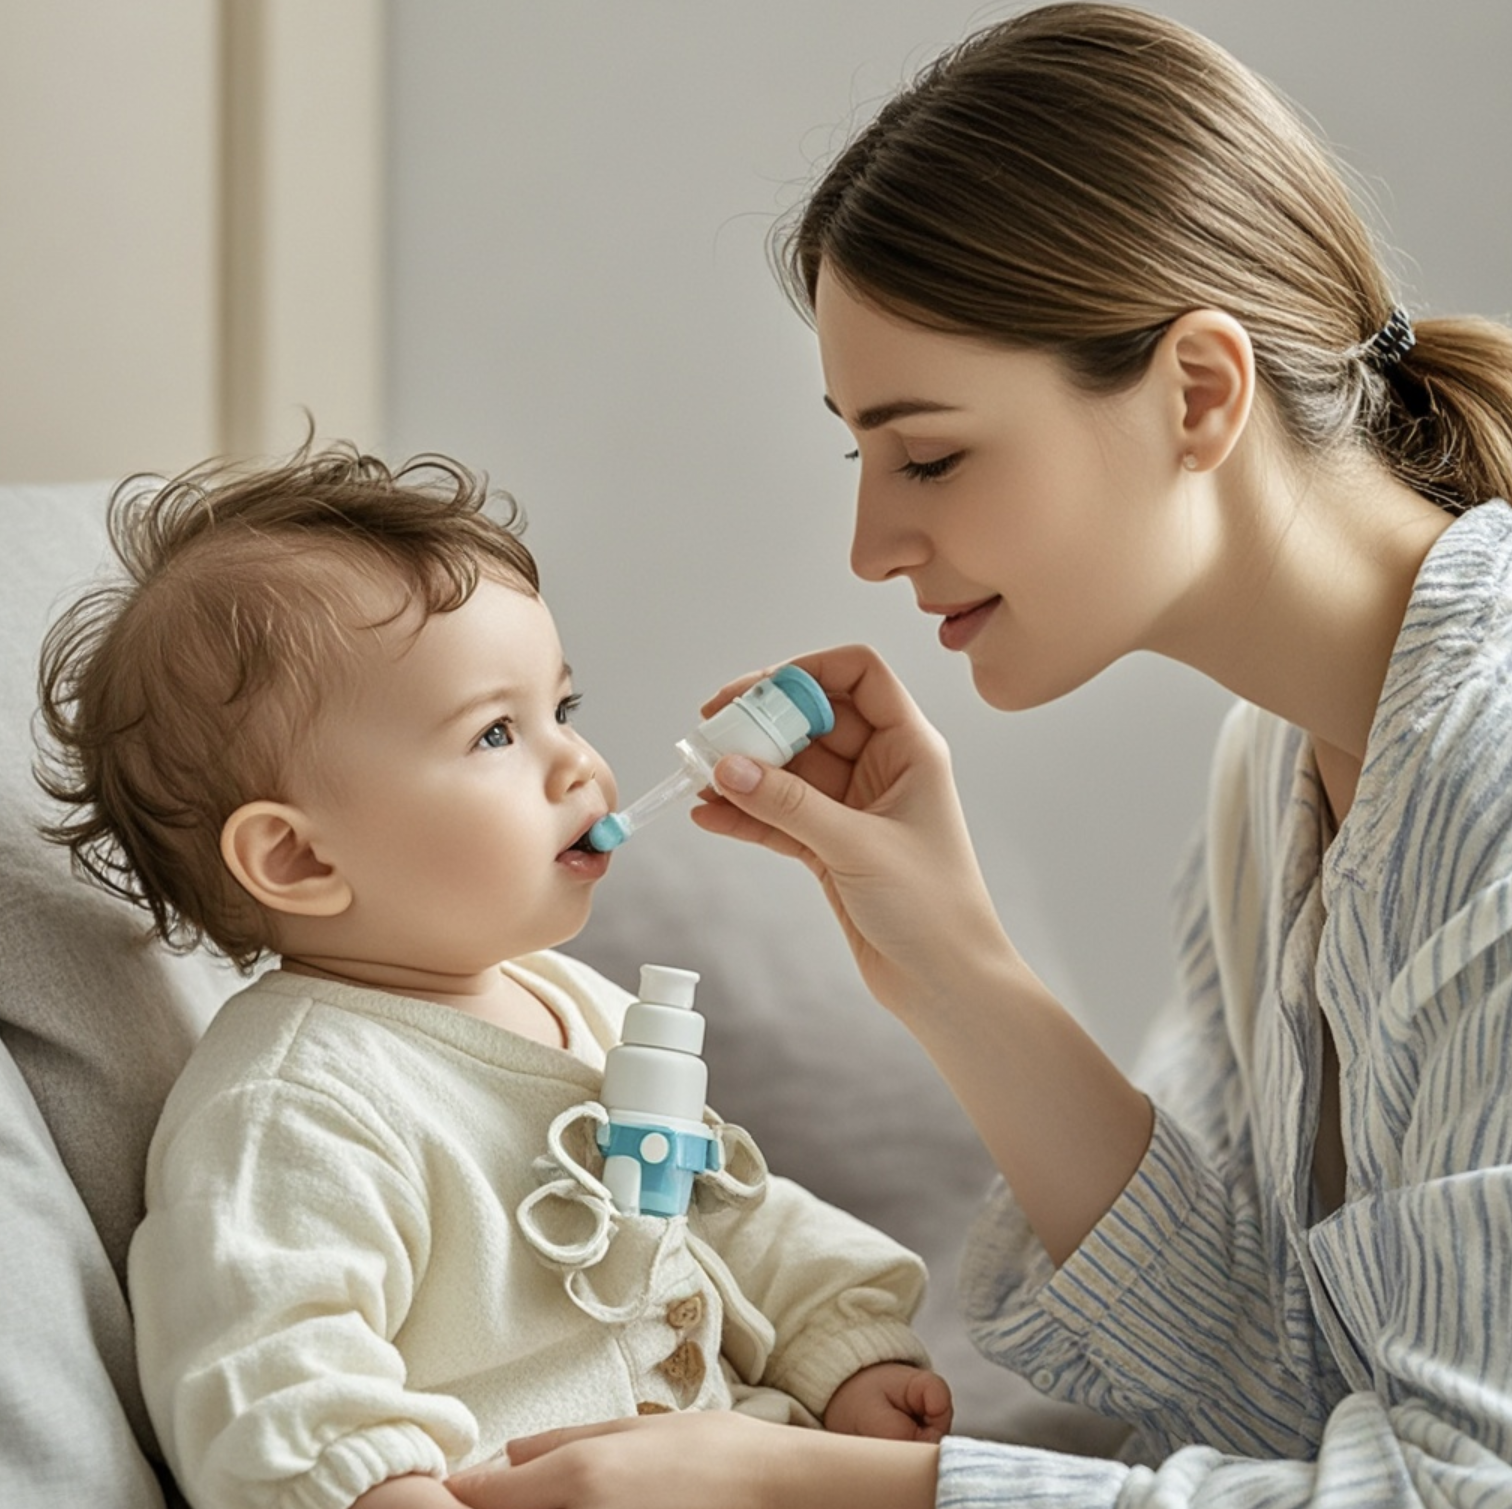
1181, 452, 1199, 471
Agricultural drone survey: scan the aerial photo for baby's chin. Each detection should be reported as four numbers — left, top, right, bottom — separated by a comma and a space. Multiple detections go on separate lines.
530, 886, 604, 953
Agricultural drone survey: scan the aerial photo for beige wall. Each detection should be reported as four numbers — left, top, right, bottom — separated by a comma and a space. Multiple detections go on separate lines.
0, 1, 218, 481
0, 0, 384, 484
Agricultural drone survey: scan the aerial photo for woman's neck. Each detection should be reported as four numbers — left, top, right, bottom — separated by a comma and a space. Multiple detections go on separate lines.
1158, 446, 1454, 823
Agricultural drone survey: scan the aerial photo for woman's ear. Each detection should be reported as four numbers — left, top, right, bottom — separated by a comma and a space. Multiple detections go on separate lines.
220, 801, 353, 917
1158, 309, 1255, 473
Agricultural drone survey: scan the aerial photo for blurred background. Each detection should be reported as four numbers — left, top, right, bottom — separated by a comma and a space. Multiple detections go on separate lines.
4, 0, 1509, 1435
7, 0, 1510, 1062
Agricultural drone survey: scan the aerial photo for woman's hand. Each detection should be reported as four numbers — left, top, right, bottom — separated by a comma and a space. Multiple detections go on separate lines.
692, 645, 1014, 1018
695, 647, 1153, 1266
447, 1411, 938, 1509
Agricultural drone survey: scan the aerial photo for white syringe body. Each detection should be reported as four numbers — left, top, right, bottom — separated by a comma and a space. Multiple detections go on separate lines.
587, 666, 834, 853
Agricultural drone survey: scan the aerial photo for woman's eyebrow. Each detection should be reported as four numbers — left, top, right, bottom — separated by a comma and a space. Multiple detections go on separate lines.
822, 395, 961, 430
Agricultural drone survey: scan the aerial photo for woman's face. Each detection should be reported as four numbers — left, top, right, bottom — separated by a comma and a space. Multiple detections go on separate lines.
814, 263, 1218, 710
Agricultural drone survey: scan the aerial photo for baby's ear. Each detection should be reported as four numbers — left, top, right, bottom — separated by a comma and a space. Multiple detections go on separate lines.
220, 801, 353, 917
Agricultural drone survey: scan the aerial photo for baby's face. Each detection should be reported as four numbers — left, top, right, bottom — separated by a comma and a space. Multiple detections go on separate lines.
288, 575, 617, 975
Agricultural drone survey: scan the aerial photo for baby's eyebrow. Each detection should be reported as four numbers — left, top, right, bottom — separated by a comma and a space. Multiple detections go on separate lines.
442, 663, 574, 729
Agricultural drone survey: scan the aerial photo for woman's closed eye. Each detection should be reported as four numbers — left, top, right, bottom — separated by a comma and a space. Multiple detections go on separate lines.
898, 453, 962, 482
843, 448, 963, 481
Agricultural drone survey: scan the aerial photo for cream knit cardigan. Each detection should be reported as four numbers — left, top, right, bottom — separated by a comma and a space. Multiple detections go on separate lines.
131, 951, 928, 1509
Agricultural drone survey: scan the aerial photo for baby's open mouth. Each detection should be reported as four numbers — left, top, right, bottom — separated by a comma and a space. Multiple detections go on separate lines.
566, 820, 604, 854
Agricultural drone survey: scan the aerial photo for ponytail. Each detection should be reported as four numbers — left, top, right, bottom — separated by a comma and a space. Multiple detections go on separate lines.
1376, 318, 1512, 512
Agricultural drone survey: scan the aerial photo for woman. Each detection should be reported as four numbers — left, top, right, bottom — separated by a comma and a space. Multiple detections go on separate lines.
453, 5, 1512, 1504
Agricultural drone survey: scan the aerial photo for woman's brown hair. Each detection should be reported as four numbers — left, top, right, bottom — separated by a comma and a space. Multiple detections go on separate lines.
36, 439, 537, 969
777, 2, 1512, 513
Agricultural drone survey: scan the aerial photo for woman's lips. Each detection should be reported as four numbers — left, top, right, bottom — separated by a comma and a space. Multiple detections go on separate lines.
934, 597, 1001, 651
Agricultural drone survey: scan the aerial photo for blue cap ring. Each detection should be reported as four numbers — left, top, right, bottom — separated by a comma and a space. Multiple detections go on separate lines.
769, 664, 835, 738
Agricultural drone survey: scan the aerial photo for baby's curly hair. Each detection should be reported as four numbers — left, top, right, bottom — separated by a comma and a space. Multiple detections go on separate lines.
35, 438, 538, 970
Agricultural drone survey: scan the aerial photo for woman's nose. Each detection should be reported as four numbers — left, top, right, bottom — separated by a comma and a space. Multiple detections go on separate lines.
849, 482, 927, 583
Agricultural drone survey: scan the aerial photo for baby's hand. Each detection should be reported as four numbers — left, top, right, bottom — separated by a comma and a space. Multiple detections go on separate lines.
822, 1362, 954, 1444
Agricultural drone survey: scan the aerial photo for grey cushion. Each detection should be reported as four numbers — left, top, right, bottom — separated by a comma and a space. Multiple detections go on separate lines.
0, 1042, 167, 1507
1, 480, 230, 1504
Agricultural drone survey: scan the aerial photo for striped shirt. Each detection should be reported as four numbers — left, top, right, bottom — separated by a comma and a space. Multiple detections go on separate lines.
940, 500, 1512, 1506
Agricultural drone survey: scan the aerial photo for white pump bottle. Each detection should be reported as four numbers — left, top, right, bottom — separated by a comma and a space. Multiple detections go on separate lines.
597, 965, 719, 1217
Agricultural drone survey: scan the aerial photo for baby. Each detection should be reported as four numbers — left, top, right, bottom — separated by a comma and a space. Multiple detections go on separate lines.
36, 442, 951, 1509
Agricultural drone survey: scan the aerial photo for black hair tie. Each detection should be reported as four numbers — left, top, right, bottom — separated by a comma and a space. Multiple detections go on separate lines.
1361, 307, 1416, 369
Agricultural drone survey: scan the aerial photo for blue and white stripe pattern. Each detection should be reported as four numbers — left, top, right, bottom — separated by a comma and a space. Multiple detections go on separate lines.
940, 501, 1512, 1505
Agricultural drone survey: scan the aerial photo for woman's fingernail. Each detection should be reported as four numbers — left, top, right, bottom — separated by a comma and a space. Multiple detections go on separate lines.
718, 755, 762, 794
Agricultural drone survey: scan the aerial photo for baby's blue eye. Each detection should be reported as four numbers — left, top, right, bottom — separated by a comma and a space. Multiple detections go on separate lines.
557, 694, 583, 725
478, 720, 513, 749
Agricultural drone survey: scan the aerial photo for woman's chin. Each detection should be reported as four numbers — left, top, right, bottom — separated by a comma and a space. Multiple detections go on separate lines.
967, 653, 1087, 713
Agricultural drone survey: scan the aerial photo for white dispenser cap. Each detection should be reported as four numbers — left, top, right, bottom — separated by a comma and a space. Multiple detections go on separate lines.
639, 965, 699, 1008
620, 965, 705, 1055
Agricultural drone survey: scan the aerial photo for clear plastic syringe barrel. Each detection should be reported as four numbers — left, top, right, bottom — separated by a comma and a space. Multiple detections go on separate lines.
587, 664, 833, 851
594, 761, 706, 847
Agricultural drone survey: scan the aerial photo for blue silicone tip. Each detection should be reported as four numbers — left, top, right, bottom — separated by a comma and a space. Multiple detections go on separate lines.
587, 813, 631, 851
770, 664, 835, 738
